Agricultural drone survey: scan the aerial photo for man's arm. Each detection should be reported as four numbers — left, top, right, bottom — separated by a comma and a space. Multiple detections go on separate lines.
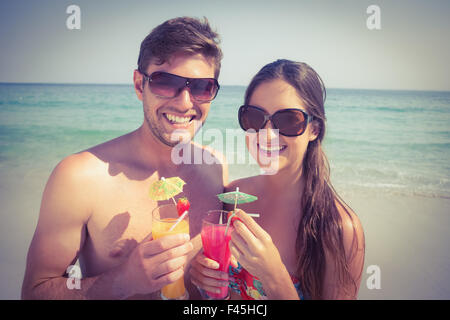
22, 154, 121, 299
22, 154, 193, 299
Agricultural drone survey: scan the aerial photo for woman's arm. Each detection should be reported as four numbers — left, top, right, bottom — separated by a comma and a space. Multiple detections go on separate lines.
322, 203, 365, 299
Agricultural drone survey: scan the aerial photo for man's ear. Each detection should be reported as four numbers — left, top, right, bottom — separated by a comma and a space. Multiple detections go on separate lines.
133, 69, 144, 101
308, 119, 321, 142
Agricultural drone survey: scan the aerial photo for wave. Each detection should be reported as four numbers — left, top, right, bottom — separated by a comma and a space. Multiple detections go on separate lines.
324, 136, 450, 148
331, 177, 450, 199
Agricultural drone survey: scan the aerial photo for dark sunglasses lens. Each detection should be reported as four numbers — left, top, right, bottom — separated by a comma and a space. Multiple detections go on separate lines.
239, 106, 266, 131
190, 79, 218, 101
149, 73, 184, 97
273, 110, 307, 136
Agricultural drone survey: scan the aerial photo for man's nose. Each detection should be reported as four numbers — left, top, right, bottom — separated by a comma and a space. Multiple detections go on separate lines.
172, 87, 194, 111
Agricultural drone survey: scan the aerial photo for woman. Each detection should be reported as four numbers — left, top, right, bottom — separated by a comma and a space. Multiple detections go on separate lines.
190, 59, 365, 300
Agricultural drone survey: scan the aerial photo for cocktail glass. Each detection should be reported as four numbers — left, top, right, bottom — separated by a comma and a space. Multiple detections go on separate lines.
200, 210, 233, 299
152, 203, 189, 300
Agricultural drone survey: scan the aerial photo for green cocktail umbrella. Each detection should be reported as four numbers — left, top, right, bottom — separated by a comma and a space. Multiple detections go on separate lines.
217, 188, 258, 207
217, 187, 258, 235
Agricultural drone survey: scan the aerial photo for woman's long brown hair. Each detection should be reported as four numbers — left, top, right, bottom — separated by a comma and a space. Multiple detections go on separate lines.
244, 59, 360, 299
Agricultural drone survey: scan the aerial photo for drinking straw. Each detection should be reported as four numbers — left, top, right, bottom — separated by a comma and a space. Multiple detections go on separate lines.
233, 187, 239, 212
225, 187, 240, 236
168, 210, 189, 232
247, 213, 260, 218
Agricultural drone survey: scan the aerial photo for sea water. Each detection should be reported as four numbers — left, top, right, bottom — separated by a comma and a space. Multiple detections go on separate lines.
1, 84, 449, 199
1, 83, 449, 298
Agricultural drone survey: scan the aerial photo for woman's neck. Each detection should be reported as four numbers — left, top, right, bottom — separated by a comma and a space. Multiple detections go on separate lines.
260, 164, 305, 205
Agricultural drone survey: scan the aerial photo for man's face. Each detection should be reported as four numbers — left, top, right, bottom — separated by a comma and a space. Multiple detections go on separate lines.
134, 53, 216, 147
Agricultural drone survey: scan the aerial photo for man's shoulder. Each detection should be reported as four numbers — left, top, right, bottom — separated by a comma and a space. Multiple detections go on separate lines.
39, 152, 105, 224
85, 131, 133, 160
191, 141, 227, 165
59, 150, 104, 172
62, 131, 133, 174
190, 141, 228, 181
50, 151, 106, 186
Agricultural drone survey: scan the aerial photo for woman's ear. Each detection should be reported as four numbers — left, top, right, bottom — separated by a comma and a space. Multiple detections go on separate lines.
308, 120, 320, 142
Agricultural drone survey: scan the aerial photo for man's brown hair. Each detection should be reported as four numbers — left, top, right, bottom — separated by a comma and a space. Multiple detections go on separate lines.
137, 16, 223, 78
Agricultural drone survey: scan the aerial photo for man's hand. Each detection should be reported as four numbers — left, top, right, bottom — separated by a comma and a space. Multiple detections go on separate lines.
189, 251, 229, 296
115, 233, 193, 298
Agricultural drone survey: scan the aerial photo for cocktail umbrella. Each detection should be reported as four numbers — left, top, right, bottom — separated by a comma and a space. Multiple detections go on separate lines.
217, 187, 258, 209
217, 187, 258, 235
149, 176, 186, 205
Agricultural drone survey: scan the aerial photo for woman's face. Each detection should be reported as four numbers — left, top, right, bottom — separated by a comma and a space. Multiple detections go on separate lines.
246, 79, 318, 175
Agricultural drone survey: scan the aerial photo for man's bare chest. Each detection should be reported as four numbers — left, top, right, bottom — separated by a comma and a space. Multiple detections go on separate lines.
80, 172, 223, 276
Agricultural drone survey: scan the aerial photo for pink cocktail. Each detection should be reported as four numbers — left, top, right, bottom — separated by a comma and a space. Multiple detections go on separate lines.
201, 210, 233, 299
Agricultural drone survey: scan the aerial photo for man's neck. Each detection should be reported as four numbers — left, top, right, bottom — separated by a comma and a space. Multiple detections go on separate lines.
131, 124, 179, 171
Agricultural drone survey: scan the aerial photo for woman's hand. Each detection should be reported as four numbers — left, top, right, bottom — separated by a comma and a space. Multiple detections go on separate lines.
189, 251, 230, 296
229, 209, 285, 282
229, 209, 300, 299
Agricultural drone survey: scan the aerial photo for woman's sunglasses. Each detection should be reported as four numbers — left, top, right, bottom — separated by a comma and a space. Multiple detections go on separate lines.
238, 105, 313, 137
141, 71, 220, 102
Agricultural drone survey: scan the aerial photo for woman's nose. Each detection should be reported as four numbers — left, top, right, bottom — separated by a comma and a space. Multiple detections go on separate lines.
266, 126, 279, 139
262, 120, 279, 137
259, 121, 280, 145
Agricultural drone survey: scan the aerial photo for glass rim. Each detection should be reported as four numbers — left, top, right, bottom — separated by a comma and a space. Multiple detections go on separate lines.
202, 210, 229, 226
152, 203, 182, 223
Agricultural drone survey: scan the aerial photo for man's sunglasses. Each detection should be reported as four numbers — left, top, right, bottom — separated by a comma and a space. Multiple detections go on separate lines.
238, 105, 313, 137
141, 71, 220, 102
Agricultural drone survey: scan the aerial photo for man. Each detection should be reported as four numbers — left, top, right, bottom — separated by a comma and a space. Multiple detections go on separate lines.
22, 16, 227, 299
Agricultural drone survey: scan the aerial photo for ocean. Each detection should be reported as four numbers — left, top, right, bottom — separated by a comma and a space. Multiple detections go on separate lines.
1, 83, 450, 299
1, 83, 449, 198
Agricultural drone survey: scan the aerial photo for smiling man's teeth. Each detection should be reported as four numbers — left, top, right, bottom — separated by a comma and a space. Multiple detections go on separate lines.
165, 114, 192, 124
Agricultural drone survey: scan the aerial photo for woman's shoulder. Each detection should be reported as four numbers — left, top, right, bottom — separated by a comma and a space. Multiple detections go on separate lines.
335, 198, 365, 261
224, 175, 262, 193
335, 199, 363, 234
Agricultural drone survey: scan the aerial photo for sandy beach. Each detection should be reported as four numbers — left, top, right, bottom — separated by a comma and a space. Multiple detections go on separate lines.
347, 192, 450, 299
1, 168, 449, 299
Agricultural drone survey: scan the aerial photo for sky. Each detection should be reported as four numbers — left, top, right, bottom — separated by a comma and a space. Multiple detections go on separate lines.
0, 0, 449, 91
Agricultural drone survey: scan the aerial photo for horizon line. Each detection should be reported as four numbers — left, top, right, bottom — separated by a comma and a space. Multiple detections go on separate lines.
0, 81, 449, 93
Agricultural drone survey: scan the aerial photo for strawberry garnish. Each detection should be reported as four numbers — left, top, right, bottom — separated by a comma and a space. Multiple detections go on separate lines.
227, 211, 243, 224
176, 197, 190, 216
